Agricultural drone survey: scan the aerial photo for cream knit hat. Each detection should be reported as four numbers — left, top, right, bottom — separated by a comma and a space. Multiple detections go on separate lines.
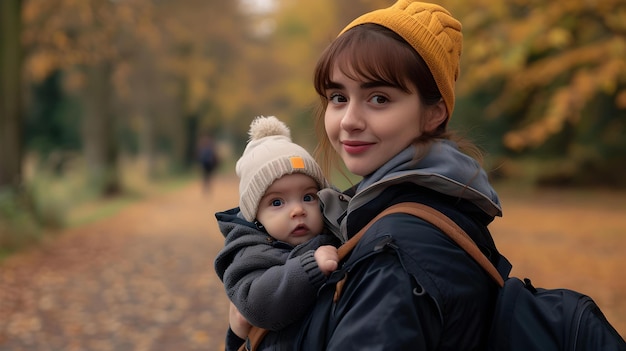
236, 116, 328, 222
340, 0, 462, 117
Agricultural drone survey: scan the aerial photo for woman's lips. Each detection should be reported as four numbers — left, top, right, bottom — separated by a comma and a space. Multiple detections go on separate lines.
342, 141, 373, 155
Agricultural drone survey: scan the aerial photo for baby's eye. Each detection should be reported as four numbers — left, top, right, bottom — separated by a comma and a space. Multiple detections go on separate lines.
271, 199, 283, 207
303, 194, 317, 202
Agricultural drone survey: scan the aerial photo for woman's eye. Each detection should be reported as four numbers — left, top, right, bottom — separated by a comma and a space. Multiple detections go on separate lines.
271, 199, 283, 207
329, 93, 347, 104
370, 95, 388, 105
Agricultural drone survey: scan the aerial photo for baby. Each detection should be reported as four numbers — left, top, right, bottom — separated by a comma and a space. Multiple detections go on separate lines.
214, 116, 340, 350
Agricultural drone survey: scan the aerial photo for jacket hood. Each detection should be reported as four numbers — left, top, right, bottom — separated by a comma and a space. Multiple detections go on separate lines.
351, 140, 502, 218
215, 207, 260, 241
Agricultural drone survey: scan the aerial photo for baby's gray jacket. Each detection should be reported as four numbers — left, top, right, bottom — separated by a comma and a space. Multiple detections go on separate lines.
214, 207, 340, 331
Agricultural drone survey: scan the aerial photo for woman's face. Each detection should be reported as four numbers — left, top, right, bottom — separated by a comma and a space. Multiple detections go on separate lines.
324, 65, 424, 177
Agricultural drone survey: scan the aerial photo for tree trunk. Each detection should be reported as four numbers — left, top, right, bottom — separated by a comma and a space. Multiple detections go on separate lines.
0, 0, 23, 189
139, 112, 157, 179
82, 63, 121, 196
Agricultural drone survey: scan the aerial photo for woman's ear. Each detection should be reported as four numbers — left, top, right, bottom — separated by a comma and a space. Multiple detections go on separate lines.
424, 99, 448, 133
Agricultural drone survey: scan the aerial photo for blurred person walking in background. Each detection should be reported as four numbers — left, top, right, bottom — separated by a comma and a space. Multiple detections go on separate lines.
197, 133, 220, 193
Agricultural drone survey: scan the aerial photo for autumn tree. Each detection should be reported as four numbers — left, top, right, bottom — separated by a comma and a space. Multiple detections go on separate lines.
155, 0, 247, 170
222, 0, 393, 151
0, 0, 23, 190
453, 0, 626, 185
20, 0, 216, 186
22, 0, 133, 195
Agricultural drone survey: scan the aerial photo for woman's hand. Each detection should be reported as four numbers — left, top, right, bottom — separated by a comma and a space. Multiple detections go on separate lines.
229, 302, 252, 339
315, 245, 339, 276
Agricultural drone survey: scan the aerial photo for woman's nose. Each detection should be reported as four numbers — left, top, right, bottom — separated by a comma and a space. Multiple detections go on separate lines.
340, 102, 365, 132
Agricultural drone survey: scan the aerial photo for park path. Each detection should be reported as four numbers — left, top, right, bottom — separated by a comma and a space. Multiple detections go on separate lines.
1, 176, 625, 351
0, 176, 239, 351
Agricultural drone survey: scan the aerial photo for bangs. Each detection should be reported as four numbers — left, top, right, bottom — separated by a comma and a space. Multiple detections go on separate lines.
314, 24, 422, 97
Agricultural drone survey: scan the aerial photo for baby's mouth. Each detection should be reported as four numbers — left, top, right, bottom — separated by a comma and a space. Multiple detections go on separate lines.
291, 224, 309, 236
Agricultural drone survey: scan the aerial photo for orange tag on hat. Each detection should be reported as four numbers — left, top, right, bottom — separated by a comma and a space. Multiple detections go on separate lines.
290, 156, 305, 169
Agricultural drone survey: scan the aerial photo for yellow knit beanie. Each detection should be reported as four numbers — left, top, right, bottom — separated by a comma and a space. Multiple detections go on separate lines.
339, 0, 462, 118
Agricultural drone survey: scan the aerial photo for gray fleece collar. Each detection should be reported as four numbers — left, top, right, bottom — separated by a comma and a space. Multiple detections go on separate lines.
351, 140, 502, 218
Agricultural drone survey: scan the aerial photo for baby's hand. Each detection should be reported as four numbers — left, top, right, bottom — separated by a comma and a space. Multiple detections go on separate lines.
314, 245, 339, 276
229, 302, 252, 339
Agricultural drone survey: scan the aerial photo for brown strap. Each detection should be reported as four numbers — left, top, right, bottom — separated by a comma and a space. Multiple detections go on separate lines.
385, 203, 504, 287
238, 325, 269, 351
333, 204, 438, 302
241, 202, 504, 351
336, 203, 421, 260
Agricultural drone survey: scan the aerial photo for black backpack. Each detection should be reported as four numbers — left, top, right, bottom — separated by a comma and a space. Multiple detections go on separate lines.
488, 275, 625, 350
381, 203, 626, 351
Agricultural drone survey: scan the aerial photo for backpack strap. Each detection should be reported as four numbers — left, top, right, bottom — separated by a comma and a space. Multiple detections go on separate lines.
389, 202, 504, 287
336, 202, 422, 260
239, 326, 268, 351
332, 203, 435, 302
337, 202, 504, 288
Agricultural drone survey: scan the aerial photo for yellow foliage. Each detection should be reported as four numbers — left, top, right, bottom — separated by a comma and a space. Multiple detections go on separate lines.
503, 54, 626, 150
19, 0, 625, 153
458, 0, 626, 151
546, 28, 572, 49
25, 52, 58, 82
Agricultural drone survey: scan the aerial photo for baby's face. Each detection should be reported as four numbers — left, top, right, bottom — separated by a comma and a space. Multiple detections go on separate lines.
256, 173, 324, 246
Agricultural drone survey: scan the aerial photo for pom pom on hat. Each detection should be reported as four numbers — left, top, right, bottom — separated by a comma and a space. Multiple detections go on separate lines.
248, 115, 291, 140
236, 116, 327, 221
339, 0, 462, 118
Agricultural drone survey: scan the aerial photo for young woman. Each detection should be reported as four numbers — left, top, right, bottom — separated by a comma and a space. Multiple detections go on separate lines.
233, 1, 506, 350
